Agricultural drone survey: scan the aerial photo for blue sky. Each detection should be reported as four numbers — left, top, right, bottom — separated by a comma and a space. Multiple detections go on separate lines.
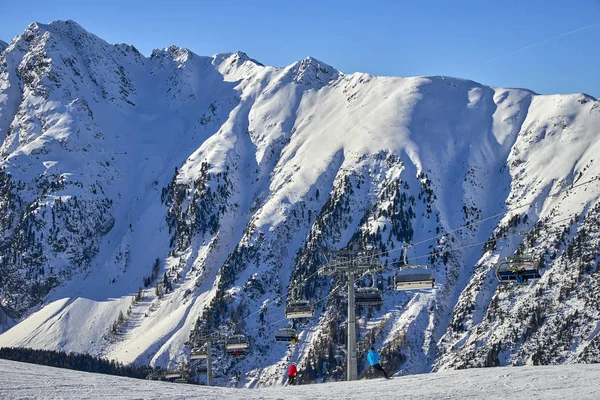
1, 0, 599, 97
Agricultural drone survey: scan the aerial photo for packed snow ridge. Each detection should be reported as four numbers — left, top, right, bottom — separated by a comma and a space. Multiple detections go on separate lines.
1, 359, 600, 399
0, 19, 599, 387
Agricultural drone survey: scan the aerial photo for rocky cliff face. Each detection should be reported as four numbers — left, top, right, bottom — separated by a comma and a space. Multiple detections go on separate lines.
0, 20, 599, 387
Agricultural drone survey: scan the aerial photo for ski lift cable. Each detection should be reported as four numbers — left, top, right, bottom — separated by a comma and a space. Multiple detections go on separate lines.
240, 270, 375, 337
228, 263, 374, 336
279, 176, 599, 309
203, 212, 575, 340
205, 176, 598, 337
229, 211, 579, 340
228, 247, 355, 331
226, 267, 325, 332
390, 212, 580, 266
259, 211, 577, 332
242, 286, 342, 337
316, 175, 600, 270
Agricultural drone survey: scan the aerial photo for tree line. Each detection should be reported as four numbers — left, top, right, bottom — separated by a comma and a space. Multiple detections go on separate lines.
0, 347, 152, 379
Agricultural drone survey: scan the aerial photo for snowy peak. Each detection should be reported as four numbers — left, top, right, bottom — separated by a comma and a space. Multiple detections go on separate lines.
151, 45, 194, 65
212, 50, 263, 67
5, 19, 144, 108
47, 19, 96, 39
287, 56, 339, 87
0, 40, 7, 53
17, 20, 106, 55
210, 50, 265, 79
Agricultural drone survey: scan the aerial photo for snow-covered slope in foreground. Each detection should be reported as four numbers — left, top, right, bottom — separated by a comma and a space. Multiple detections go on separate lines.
1, 359, 599, 400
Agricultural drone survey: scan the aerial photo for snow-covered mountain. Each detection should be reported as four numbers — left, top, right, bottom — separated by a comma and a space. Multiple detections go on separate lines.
0, 40, 8, 54
3, 358, 600, 399
0, 20, 599, 386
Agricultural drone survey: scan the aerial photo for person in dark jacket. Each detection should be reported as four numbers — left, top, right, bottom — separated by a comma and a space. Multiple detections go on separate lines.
367, 347, 390, 379
287, 362, 299, 385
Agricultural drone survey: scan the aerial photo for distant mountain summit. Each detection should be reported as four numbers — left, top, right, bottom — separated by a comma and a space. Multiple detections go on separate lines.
0, 20, 599, 386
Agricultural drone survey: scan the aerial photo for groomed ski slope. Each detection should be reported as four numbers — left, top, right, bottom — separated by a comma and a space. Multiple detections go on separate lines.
1, 359, 599, 400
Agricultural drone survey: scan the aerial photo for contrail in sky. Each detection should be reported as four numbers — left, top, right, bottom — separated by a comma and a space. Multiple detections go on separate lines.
487, 22, 600, 63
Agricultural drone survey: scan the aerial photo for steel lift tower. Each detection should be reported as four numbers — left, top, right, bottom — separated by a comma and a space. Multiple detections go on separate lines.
194, 331, 230, 386
319, 249, 384, 381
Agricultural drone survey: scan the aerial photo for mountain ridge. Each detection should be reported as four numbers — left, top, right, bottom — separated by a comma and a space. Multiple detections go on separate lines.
5, 20, 595, 98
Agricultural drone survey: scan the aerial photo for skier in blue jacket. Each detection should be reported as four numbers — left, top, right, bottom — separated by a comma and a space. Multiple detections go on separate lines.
367, 347, 390, 379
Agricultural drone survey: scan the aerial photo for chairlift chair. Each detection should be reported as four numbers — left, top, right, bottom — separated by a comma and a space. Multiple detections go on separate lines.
394, 246, 435, 290
274, 328, 299, 343
225, 334, 249, 355
190, 347, 208, 360
164, 371, 182, 379
355, 278, 383, 306
285, 300, 315, 319
495, 255, 541, 283
394, 267, 435, 290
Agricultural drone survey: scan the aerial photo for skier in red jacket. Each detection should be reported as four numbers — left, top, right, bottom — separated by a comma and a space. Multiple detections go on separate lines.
287, 362, 298, 385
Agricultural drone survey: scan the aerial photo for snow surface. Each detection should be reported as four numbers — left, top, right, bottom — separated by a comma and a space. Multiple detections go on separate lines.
2, 359, 600, 399
0, 19, 599, 386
